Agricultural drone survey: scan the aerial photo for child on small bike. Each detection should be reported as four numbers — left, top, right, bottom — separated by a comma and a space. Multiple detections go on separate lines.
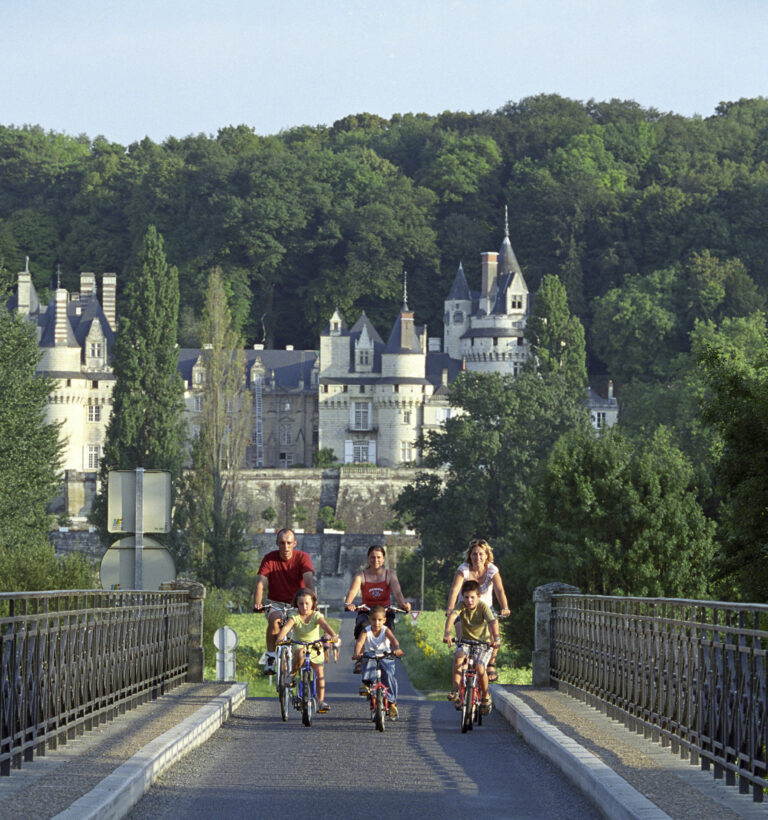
352, 604, 404, 719
276, 588, 339, 714
443, 579, 500, 715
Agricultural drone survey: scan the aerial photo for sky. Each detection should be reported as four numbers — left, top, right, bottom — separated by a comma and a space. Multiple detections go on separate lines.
3, 0, 767, 146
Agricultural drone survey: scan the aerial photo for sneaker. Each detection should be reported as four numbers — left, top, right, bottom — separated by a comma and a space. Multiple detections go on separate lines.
387, 703, 398, 720
264, 655, 276, 675
480, 697, 492, 715
359, 683, 371, 697
317, 701, 331, 713
447, 691, 459, 702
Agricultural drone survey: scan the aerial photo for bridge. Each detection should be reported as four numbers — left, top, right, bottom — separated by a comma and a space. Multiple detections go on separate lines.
0, 585, 766, 819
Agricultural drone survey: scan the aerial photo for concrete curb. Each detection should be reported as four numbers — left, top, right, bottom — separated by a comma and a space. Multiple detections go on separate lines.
52, 681, 248, 820
491, 685, 672, 820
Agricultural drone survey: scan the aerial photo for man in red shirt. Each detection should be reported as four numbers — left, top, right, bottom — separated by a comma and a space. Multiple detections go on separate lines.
253, 528, 314, 674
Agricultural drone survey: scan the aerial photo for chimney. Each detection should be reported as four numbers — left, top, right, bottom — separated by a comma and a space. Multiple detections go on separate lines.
80, 272, 96, 298
608, 380, 614, 400
481, 252, 498, 299
102, 273, 117, 331
17, 271, 31, 315
441, 368, 448, 387
54, 288, 69, 345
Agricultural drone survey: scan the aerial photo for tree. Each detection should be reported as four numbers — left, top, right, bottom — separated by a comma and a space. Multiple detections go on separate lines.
395, 371, 591, 569
0, 304, 92, 590
91, 226, 186, 537
516, 426, 714, 599
183, 268, 252, 588
699, 327, 768, 600
525, 274, 587, 386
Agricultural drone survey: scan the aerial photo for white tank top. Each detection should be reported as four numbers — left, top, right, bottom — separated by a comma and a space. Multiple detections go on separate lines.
363, 625, 391, 653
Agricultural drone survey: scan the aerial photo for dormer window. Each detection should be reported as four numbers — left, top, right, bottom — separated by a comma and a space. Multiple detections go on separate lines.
453, 311, 464, 323
89, 342, 104, 359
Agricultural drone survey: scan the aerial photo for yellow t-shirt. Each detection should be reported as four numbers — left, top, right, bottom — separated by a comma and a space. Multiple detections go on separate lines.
290, 611, 325, 663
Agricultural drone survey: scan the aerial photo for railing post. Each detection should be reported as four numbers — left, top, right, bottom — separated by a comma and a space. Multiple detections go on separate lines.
160, 581, 206, 682
532, 582, 580, 687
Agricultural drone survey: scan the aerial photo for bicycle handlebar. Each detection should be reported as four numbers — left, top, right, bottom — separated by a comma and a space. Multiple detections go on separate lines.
360, 650, 399, 660
352, 604, 408, 614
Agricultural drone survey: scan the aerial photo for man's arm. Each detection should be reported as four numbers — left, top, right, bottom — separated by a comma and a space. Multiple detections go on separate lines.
443, 610, 459, 645
352, 632, 366, 658
302, 571, 315, 591
253, 574, 268, 611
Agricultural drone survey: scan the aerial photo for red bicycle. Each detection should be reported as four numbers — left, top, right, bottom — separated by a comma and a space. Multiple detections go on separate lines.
360, 650, 399, 732
455, 638, 491, 733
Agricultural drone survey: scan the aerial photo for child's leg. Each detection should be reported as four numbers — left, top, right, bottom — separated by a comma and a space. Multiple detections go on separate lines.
312, 661, 325, 701
292, 648, 305, 676
381, 658, 398, 702
452, 652, 465, 692
476, 664, 489, 699
360, 657, 376, 685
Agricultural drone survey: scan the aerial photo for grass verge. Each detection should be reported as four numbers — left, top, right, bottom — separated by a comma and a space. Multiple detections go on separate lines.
204, 612, 340, 697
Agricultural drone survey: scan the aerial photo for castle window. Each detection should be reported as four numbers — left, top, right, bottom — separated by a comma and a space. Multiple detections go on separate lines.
279, 452, 294, 468
453, 311, 464, 323
88, 405, 101, 422
91, 380, 99, 389
359, 350, 369, 365
280, 424, 292, 445
403, 410, 411, 425
400, 441, 413, 462
194, 395, 203, 412
194, 370, 203, 384
87, 446, 100, 470
353, 441, 369, 463
493, 337, 498, 346
89, 342, 103, 358
594, 412, 607, 430
353, 402, 370, 431
359, 385, 365, 394
393, 384, 399, 393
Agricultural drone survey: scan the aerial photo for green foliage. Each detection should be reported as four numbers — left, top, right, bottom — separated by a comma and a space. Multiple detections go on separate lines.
395, 371, 591, 569
317, 505, 345, 531
291, 505, 308, 527
313, 447, 338, 468
699, 327, 768, 600
260, 506, 276, 523
92, 226, 186, 541
526, 273, 587, 386
183, 269, 252, 588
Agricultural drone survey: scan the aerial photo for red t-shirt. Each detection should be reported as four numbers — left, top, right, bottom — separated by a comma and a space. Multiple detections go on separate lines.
257, 549, 313, 604
361, 569, 391, 607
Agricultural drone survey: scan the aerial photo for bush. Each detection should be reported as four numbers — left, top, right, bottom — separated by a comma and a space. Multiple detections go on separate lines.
203, 587, 232, 668
0, 539, 95, 592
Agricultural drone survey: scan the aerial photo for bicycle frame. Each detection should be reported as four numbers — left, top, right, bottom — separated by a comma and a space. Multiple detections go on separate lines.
456, 639, 490, 733
285, 639, 327, 727
360, 650, 397, 732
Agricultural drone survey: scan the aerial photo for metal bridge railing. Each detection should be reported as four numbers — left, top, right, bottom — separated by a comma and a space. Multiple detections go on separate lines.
547, 592, 768, 802
0, 589, 190, 776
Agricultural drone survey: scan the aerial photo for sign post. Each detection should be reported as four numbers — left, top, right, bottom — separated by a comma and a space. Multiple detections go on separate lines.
106, 469, 173, 590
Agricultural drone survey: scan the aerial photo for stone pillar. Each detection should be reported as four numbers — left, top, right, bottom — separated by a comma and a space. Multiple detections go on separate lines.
532, 582, 580, 687
161, 580, 206, 683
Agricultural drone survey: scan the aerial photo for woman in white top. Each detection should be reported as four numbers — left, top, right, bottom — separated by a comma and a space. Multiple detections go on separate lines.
445, 538, 510, 681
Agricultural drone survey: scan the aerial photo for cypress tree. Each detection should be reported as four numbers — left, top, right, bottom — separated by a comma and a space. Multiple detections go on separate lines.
92, 226, 185, 536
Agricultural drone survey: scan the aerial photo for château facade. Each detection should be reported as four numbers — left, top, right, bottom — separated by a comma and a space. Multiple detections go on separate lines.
7, 213, 616, 521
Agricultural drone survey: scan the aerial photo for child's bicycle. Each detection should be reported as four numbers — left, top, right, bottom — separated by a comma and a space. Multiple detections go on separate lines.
455, 638, 491, 734
359, 650, 400, 732
279, 638, 333, 727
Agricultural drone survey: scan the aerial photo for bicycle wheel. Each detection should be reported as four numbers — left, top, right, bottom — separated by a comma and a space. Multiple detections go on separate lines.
374, 687, 385, 732
463, 679, 475, 733
301, 668, 313, 727
278, 651, 290, 721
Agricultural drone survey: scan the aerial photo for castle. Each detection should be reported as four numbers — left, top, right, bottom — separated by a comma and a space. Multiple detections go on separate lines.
6, 218, 616, 521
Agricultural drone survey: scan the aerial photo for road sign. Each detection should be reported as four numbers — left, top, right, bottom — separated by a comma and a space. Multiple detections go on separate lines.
99, 536, 176, 590
107, 470, 171, 533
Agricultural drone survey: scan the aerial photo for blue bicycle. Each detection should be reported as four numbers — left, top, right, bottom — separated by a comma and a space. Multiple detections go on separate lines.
279, 638, 331, 727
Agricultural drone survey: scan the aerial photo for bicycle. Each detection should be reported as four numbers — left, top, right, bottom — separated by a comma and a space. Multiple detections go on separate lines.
454, 638, 491, 734
279, 638, 332, 727
359, 650, 400, 732
262, 601, 297, 722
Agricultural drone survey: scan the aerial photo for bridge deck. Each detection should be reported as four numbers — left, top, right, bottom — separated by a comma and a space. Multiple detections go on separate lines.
0, 615, 762, 820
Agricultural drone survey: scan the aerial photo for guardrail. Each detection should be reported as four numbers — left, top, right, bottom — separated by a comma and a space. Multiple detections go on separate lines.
536, 586, 768, 802
0, 589, 191, 776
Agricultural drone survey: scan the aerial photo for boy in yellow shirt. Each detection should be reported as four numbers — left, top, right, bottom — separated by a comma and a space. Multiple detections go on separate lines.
443, 579, 500, 714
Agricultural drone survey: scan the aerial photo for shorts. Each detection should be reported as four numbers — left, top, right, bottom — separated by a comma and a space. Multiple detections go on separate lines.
455, 643, 492, 669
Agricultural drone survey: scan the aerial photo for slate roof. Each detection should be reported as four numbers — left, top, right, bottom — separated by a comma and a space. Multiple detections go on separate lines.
447, 262, 471, 302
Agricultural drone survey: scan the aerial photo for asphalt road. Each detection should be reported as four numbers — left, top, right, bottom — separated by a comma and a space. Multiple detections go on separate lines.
127, 613, 602, 820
